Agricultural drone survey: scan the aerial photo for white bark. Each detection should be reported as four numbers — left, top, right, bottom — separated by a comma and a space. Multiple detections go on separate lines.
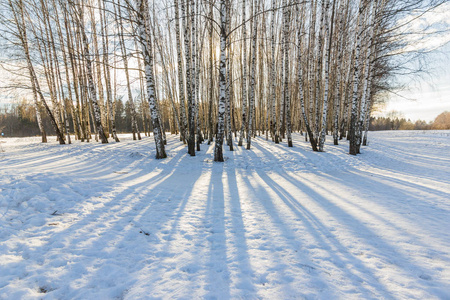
99, 0, 119, 142
319, 0, 334, 152
136, 0, 167, 158
174, 0, 188, 143
225, 1, 233, 151
214, 0, 227, 162
314, 0, 326, 142
191, 0, 198, 152
333, 0, 348, 145
238, 0, 247, 146
283, 0, 293, 147
308, 0, 317, 143
270, 0, 277, 142
247, 0, 258, 150
349, 0, 364, 155
182, 0, 195, 156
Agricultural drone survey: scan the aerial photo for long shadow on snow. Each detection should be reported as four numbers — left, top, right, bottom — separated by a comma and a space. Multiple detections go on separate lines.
254, 141, 442, 296
236, 167, 329, 298
316, 170, 450, 249
361, 137, 450, 183
204, 162, 231, 298
1, 138, 195, 296
69, 157, 208, 297
251, 141, 398, 298
2, 136, 172, 178
221, 162, 256, 296
259, 135, 449, 242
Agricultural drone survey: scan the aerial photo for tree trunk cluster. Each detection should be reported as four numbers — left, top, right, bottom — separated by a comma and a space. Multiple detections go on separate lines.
2, 0, 438, 159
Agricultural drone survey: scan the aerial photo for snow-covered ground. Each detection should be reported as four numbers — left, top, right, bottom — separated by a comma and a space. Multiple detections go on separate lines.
0, 131, 449, 299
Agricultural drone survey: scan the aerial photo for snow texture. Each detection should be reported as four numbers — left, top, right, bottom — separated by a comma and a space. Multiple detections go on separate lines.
0, 131, 449, 299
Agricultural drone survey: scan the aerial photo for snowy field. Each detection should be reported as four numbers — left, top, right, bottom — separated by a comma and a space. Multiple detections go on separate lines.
0, 131, 449, 299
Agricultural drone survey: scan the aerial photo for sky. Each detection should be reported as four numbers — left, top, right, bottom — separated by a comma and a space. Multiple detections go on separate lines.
374, 46, 450, 122
374, 2, 450, 122
378, 72, 449, 122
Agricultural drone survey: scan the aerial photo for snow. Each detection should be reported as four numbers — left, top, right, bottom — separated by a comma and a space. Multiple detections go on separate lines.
0, 131, 449, 299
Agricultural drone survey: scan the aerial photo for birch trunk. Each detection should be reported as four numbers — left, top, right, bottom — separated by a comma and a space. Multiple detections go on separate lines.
283, 0, 293, 147
89, 1, 107, 137
195, 0, 203, 150
362, 0, 381, 147
63, 5, 84, 141
46, 0, 71, 144
270, 0, 277, 142
174, 0, 188, 143
53, 0, 74, 144
225, 1, 233, 151
32, 76, 47, 143
208, 0, 214, 145
136, 0, 166, 158
238, 0, 248, 146
340, 47, 354, 140
349, 0, 364, 155
152, 9, 182, 138
318, 0, 335, 152
190, 0, 198, 152
37, 0, 64, 139
214, 0, 227, 162
182, 0, 195, 156
308, 0, 317, 143
297, 3, 318, 151
314, 0, 326, 143
99, 0, 119, 142
247, 0, 258, 150
333, 0, 348, 145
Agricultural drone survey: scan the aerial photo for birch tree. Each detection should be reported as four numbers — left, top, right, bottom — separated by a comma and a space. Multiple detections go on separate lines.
136, 0, 166, 158
318, 0, 335, 152
174, 0, 188, 143
246, 0, 258, 150
214, 0, 228, 162
283, 0, 293, 147
349, 0, 365, 155
238, 0, 248, 147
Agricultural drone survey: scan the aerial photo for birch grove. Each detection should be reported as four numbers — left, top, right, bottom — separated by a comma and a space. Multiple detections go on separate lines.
0, 0, 445, 159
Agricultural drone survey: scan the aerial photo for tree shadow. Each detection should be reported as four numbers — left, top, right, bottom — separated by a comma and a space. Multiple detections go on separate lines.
0, 137, 206, 298
250, 138, 448, 298
2, 133, 448, 298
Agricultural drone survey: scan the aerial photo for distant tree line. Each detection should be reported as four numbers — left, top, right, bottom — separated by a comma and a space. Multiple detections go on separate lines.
369, 111, 450, 131
2, 100, 449, 138
0, 98, 178, 137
